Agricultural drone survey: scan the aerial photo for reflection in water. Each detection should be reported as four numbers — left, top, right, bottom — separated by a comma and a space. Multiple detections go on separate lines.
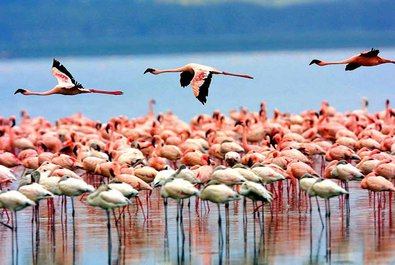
1, 180, 395, 264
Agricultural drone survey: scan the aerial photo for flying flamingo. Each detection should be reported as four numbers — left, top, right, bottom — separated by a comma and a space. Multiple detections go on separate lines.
144, 63, 253, 104
14, 59, 123, 96
309, 48, 395, 71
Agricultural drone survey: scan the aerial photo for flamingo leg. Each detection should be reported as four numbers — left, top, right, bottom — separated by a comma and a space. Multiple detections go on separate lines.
106, 210, 112, 265
0, 220, 13, 229
315, 196, 324, 228
71, 197, 75, 218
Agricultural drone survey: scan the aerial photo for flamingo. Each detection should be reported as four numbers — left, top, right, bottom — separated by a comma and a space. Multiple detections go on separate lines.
199, 183, 240, 225
86, 184, 131, 258
144, 63, 253, 104
14, 59, 123, 96
299, 173, 324, 227
160, 177, 200, 201
361, 173, 395, 211
57, 175, 95, 218
0, 165, 17, 189
18, 174, 54, 224
309, 48, 395, 71
0, 190, 35, 230
307, 177, 349, 257
240, 181, 273, 221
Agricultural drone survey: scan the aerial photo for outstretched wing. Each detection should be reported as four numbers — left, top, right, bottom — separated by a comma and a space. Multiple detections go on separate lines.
51, 59, 83, 88
191, 70, 212, 105
345, 63, 361, 71
360, 48, 380, 57
180, 71, 194, 87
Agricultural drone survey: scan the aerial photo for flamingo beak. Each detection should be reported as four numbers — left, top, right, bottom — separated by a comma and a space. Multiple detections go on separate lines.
309, 59, 322, 65
14, 88, 27, 95
144, 68, 155, 74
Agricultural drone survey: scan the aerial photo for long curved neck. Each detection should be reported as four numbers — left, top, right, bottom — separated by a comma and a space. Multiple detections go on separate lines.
241, 125, 249, 152
155, 67, 187, 74
24, 89, 55, 96
319, 60, 351, 66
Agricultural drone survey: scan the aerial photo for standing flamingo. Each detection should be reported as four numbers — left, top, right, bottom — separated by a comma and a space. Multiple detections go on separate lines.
144, 63, 253, 104
307, 178, 348, 259
14, 59, 123, 96
309, 48, 395, 71
0, 190, 35, 230
86, 184, 131, 263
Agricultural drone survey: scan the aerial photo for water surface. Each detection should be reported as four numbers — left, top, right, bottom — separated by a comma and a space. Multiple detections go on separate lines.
1, 176, 395, 265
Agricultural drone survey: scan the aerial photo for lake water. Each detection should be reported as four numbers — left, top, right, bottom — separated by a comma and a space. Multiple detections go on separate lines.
1, 174, 395, 265
0, 48, 394, 123
1, 48, 395, 265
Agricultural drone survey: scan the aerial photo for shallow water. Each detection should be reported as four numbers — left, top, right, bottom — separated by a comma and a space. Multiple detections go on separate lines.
1, 172, 395, 265
1, 49, 395, 264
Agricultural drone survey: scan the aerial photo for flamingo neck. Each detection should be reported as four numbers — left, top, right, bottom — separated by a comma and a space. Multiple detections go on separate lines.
241, 125, 249, 152
24, 90, 54, 96
155, 67, 186, 74
319, 60, 349, 66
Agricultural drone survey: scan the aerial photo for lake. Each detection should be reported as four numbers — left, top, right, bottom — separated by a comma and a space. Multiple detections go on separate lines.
1, 48, 395, 265
1, 174, 394, 265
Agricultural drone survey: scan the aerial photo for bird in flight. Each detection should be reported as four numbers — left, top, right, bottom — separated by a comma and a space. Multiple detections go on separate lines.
14, 59, 124, 96
144, 63, 253, 104
309, 49, 395, 71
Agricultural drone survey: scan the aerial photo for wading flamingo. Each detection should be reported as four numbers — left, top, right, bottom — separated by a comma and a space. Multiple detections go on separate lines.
309, 49, 395, 71
240, 181, 273, 221
14, 59, 123, 96
86, 184, 131, 261
0, 190, 35, 230
307, 178, 348, 257
144, 63, 253, 104
200, 183, 240, 226
57, 175, 95, 218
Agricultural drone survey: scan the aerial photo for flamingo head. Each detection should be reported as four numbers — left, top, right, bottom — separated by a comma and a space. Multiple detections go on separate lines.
309, 59, 322, 66
14, 88, 27, 95
144, 68, 157, 74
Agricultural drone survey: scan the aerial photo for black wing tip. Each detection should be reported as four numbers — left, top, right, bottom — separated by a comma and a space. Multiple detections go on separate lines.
345, 63, 361, 71
52, 58, 61, 67
180, 71, 194, 87
360, 48, 380, 57
196, 96, 207, 105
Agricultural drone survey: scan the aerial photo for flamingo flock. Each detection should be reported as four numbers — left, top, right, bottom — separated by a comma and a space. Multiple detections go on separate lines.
2, 49, 395, 262
1, 98, 395, 254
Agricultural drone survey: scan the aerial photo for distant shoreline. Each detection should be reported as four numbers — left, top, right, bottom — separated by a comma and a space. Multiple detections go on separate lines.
2, 31, 395, 59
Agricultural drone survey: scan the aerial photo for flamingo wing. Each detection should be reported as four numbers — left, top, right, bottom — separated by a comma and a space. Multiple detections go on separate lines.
345, 63, 361, 71
51, 59, 83, 88
180, 71, 194, 87
191, 70, 213, 105
360, 48, 380, 57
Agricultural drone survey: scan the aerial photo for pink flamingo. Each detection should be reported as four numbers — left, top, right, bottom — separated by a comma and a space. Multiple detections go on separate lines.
15, 59, 123, 96
144, 63, 253, 104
